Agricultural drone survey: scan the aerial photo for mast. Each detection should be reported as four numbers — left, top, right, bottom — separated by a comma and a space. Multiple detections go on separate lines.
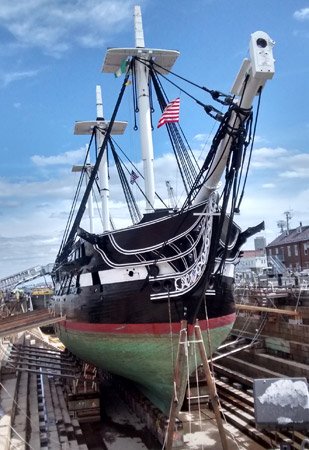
74, 88, 127, 232
86, 159, 94, 232
194, 31, 275, 204
72, 152, 94, 233
102, 5, 179, 213
96, 86, 110, 231
133, 5, 155, 212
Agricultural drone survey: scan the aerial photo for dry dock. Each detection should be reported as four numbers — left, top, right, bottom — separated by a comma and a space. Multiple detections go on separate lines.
0, 327, 262, 450
0, 302, 308, 449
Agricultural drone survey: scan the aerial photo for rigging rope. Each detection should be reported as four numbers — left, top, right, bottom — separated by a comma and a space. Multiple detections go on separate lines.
110, 137, 169, 208
109, 138, 142, 224
139, 57, 233, 108
57, 137, 93, 257
150, 70, 199, 195
152, 58, 234, 105
55, 62, 133, 265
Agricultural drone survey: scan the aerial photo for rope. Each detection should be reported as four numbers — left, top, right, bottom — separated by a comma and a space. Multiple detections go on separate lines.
295, 281, 307, 312
167, 289, 174, 371
57, 137, 93, 257
235, 87, 262, 211
0, 380, 63, 448
142, 57, 233, 106
55, 62, 133, 264
111, 137, 169, 208
9, 424, 36, 449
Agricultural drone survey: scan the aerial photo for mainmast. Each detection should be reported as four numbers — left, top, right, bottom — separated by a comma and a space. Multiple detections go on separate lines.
74, 88, 127, 232
102, 5, 179, 213
194, 31, 275, 204
133, 6, 155, 212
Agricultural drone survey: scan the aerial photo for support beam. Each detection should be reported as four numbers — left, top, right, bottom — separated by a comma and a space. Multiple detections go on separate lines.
236, 304, 300, 316
164, 319, 187, 450
194, 322, 229, 450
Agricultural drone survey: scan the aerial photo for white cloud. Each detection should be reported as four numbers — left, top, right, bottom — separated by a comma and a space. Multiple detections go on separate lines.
293, 8, 309, 21
0, 69, 39, 87
279, 153, 309, 178
262, 183, 275, 188
0, 0, 136, 56
252, 135, 268, 144
237, 187, 309, 249
0, 177, 75, 200
193, 133, 208, 142
251, 147, 289, 168
31, 146, 87, 166
251, 147, 309, 180
280, 169, 309, 179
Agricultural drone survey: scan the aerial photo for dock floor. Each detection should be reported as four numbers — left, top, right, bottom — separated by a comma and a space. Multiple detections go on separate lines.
0, 327, 276, 449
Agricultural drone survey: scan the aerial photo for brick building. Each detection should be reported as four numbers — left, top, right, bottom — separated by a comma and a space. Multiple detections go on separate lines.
266, 224, 309, 271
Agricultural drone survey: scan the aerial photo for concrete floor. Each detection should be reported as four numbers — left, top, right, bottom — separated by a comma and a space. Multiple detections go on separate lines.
82, 383, 266, 450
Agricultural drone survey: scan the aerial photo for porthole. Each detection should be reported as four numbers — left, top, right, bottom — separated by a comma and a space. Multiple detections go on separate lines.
151, 281, 162, 293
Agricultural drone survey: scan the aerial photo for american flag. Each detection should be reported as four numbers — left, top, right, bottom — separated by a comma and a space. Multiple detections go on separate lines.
130, 170, 139, 184
157, 98, 180, 128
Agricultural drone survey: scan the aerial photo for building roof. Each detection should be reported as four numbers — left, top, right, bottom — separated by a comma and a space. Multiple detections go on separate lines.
267, 225, 309, 247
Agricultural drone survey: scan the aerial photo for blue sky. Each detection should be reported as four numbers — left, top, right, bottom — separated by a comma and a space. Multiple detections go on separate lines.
0, 0, 309, 278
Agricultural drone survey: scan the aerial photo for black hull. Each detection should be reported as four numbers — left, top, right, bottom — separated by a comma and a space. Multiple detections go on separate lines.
52, 197, 241, 325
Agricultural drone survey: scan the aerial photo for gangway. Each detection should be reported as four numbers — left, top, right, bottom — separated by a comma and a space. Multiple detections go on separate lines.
0, 263, 54, 291
0, 309, 64, 338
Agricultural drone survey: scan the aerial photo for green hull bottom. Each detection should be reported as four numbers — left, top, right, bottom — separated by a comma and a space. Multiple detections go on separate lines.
57, 322, 233, 414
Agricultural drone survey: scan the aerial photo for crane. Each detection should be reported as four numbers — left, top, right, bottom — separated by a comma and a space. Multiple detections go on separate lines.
0, 264, 53, 292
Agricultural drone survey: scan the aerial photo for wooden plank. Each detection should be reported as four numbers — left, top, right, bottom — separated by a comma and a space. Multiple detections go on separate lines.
236, 304, 299, 316
28, 372, 41, 450
0, 312, 65, 338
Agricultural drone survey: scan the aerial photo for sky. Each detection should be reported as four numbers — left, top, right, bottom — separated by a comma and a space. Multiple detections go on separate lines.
0, 0, 309, 279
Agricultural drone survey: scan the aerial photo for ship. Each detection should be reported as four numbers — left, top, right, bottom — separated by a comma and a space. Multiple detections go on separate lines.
50, 6, 275, 414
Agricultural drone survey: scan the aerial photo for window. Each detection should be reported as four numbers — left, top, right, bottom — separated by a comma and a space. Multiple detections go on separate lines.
305, 243, 308, 256
269, 249, 272, 256
294, 245, 298, 256
287, 246, 291, 257
275, 247, 279, 255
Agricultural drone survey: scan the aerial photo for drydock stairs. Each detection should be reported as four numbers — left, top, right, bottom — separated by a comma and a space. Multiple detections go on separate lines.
0, 309, 65, 338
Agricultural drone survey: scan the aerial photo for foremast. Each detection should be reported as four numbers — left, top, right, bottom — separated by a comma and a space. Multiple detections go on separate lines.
102, 5, 179, 212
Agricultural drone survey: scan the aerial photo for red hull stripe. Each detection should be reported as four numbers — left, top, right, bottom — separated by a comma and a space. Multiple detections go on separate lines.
59, 313, 236, 335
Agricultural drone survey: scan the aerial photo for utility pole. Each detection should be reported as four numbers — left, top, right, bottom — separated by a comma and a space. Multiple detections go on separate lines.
284, 210, 293, 233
